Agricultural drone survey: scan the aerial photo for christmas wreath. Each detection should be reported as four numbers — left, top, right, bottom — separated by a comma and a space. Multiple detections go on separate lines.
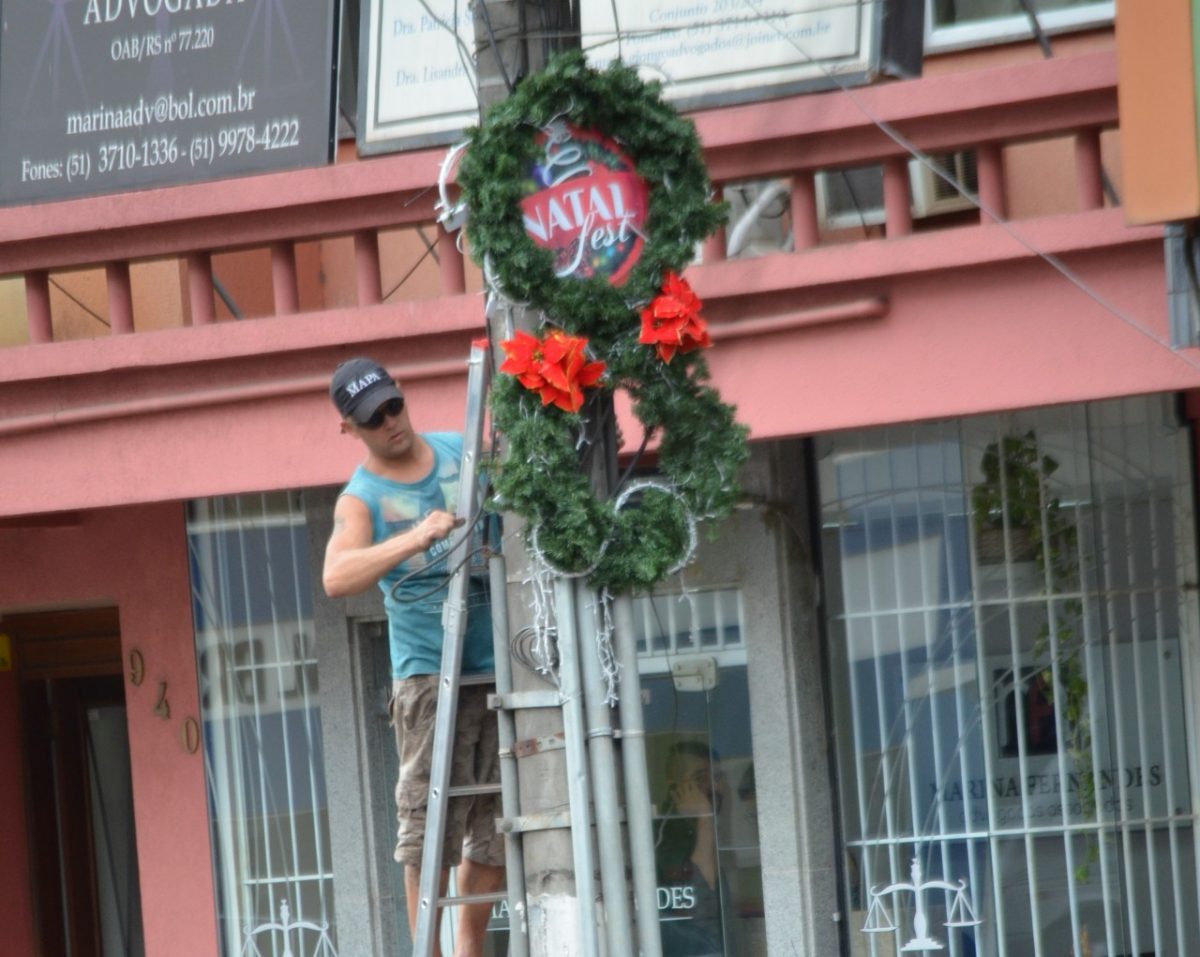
455, 51, 749, 592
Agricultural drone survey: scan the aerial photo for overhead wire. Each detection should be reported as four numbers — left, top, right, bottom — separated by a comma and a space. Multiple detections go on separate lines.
49, 276, 110, 329
416, 0, 478, 92
476, 0, 517, 94
382, 228, 440, 302
1016, 0, 1055, 58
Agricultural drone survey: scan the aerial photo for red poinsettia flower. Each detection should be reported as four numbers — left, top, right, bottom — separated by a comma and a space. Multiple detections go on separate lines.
640, 272, 712, 363
500, 328, 607, 413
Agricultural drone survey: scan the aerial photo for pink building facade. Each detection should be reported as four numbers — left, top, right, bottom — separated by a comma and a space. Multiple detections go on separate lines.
3, 9, 1197, 957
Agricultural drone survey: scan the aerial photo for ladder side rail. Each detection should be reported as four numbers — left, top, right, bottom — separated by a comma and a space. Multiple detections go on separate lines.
412, 346, 491, 957
553, 577, 603, 957
489, 552, 530, 957
613, 594, 665, 957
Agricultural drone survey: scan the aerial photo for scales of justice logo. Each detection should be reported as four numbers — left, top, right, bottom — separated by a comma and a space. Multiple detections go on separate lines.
521, 119, 649, 286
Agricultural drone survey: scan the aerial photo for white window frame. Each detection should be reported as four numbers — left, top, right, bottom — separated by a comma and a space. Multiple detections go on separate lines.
925, 1, 1113, 55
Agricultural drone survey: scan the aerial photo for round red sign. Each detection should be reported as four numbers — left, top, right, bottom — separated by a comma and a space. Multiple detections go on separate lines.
521, 122, 650, 287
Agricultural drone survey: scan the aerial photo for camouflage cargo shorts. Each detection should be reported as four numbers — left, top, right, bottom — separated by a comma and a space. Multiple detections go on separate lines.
390, 674, 504, 868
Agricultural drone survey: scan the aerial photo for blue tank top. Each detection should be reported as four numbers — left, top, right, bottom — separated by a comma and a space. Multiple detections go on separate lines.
340, 432, 495, 679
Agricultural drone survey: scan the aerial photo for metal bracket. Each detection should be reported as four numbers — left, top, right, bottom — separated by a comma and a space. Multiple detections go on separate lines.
496, 811, 573, 834
670, 655, 718, 692
511, 731, 566, 759
489, 690, 563, 711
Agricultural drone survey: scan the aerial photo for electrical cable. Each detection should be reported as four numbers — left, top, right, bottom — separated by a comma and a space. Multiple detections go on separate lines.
607, 0, 623, 62
1015, 0, 1055, 58
416, 0, 477, 93
49, 277, 109, 329
387, 503, 491, 604
613, 426, 655, 498
382, 232, 440, 302
517, 0, 530, 83
211, 274, 243, 319
477, 0, 517, 94
511, 623, 559, 673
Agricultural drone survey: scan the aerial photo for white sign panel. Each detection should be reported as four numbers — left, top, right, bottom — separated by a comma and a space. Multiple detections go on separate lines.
583, 0, 876, 106
923, 643, 1191, 831
360, 0, 477, 151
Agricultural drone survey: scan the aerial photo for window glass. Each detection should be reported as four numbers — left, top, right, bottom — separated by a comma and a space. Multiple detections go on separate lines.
634, 590, 765, 957
189, 492, 336, 957
0, 275, 28, 346
934, 0, 1096, 28
818, 396, 1200, 957
481, 588, 765, 957
928, 0, 1113, 51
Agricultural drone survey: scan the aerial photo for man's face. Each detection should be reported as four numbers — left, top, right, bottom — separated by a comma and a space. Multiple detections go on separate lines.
346, 391, 415, 460
669, 752, 728, 815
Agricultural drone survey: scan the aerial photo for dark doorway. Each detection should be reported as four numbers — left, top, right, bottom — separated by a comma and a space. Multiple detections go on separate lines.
13, 608, 145, 957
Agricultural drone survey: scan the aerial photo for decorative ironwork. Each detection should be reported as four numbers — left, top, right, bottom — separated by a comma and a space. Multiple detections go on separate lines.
240, 899, 337, 957
863, 857, 981, 953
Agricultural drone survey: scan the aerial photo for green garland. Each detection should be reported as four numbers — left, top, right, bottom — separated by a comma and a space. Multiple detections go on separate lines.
458, 51, 749, 592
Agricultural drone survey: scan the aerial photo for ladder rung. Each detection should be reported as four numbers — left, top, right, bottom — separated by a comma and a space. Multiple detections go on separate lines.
436, 890, 509, 908
489, 690, 562, 711
447, 782, 502, 798
460, 672, 496, 686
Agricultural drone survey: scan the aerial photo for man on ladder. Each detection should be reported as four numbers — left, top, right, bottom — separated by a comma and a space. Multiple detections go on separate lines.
322, 356, 505, 957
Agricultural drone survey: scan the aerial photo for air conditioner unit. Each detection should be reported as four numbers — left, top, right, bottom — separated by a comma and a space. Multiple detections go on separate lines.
910, 150, 978, 217
815, 166, 886, 231
816, 151, 978, 229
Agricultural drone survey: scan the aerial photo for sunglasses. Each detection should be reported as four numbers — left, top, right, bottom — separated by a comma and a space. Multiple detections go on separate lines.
360, 396, 405, 430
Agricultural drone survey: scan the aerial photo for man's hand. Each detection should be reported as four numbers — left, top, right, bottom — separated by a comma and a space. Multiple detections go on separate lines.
324, 498, 465, 598
417, 509, 466, 549
670, 775, 714, 816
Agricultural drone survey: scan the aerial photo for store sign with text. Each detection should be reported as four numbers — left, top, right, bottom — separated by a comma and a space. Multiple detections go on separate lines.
0, 0, 336, 204
925, 644, 1190, 830
583, 0, 917, 108
487, 882, 704, 927
521, 122, 649, 286
357, 0, 476, 153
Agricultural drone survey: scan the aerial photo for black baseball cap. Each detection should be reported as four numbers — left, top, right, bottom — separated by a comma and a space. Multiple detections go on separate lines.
330, 357, 404, 425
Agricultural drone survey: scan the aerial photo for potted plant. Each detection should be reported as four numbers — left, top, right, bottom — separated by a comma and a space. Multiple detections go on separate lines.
972, 431, 1065, 565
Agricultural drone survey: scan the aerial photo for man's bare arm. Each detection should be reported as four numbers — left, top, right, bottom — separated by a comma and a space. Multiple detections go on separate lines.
322, 494, 463, 598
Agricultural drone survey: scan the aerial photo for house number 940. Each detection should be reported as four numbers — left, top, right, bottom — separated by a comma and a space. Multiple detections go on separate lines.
129, 649, 198, 754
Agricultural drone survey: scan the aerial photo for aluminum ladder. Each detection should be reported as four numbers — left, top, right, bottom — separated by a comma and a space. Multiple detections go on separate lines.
412, 341, 662, 957
411, 342, 528, 957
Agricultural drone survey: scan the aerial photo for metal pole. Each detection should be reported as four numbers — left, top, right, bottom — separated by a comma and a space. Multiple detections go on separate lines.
613, 594, 665, 957
472, 6, 592, 953
575, 580, 636, 956
554, 577, 602, 957
490, 556, 530, 957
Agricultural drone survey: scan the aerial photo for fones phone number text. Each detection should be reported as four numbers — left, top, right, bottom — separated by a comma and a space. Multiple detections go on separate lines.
54, 120, 300, 182
200, 119, 302, 159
